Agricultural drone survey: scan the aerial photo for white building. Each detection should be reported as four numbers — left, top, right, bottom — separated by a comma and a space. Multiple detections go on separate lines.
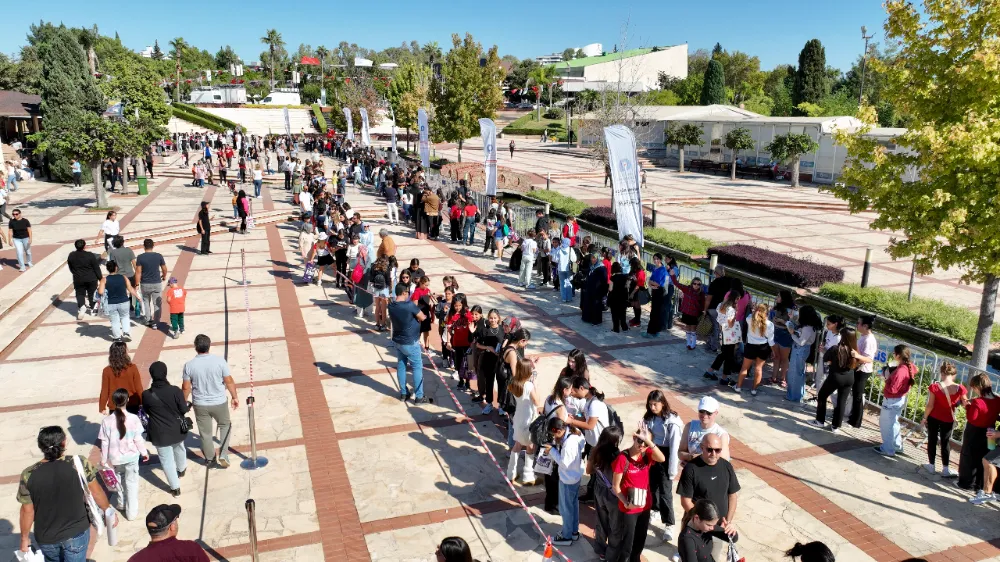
139, 46, 155, 58
552, 45, 688, 92
535, 43, 603, 65
576, 105, 912, 184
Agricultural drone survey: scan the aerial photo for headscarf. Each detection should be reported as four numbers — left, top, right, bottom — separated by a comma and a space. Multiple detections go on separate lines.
359, 223, 377, 259
556, 237, 573, 270
149, 361, 170, 388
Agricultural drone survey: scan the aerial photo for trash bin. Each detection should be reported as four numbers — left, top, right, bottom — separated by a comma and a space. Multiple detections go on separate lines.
137, 177, 148, 195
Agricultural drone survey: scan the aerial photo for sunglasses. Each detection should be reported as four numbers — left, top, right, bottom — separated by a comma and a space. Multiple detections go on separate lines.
698, 410, 715, 416
692, 282, 702, 287
704, 447, 723, 454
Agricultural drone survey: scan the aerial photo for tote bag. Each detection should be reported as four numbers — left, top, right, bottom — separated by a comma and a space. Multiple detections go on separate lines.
72, 456, 105, 537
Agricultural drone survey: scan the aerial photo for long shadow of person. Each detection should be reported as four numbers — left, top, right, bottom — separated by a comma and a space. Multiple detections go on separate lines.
66, 414, 101, 447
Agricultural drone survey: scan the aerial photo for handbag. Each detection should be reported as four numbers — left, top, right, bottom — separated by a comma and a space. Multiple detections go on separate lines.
98, 464, 122, 496
530, 404, 562, 447
727, 537, 745, 562
72, 455, 105, 537
696, 313, 714, 337
636, 288, 651, 306
534, 453, 554, 476
146, 388, 193, 434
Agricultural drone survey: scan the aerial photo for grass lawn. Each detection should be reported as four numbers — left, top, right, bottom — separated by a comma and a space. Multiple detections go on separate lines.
504, 113, 566, 133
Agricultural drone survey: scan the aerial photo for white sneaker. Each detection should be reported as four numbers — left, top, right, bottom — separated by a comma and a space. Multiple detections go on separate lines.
943, 466, 957, 478
808, 419, 826, 428
830, 427, 842, 435
77, 309, 84, 320
923, 463, 936, 474
662, 529, 673, 543
970, 491, 997, 505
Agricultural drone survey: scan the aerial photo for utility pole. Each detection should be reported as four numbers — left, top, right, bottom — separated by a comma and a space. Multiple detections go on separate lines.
859, 26, 875, 105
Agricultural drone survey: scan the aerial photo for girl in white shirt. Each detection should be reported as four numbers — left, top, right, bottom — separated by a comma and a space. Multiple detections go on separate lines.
814, 315, 844, 395
785, 305, 822, 403
736, 303, 776, 395
95, 210, 121, 253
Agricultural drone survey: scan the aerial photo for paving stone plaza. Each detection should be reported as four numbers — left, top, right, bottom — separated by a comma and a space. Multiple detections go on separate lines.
0, 144, 998, 562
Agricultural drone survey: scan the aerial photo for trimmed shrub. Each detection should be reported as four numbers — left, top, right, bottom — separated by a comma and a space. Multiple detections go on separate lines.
644, 228, 716, 256
172, 103, 242, 131
579, 206, 653, 229
525, 190, 589, 216
818, 283, 1000, 343
543, 108, 565, 119
312, 104, 328, 134
170, 105, 227, 133
709, 243, 845, 288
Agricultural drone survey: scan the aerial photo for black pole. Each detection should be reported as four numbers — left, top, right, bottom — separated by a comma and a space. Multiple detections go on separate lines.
861, 248, 873, 288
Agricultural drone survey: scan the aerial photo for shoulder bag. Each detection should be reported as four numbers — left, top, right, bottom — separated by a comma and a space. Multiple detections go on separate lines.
72, 455, 105, 537
146, 388, 194, 434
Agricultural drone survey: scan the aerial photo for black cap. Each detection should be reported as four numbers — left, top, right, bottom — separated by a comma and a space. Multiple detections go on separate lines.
146, 504, 181, 534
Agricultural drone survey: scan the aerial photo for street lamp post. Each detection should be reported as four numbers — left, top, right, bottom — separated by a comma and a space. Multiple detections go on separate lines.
859, 26, 875, 105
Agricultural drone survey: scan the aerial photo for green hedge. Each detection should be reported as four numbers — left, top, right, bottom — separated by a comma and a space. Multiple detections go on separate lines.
818, 283, 1000, 344
527, 190, 589, 216
170, 105, 227, 133
312, 104, 328, 134
644, 227, 715, 256
173, 103, 242, 131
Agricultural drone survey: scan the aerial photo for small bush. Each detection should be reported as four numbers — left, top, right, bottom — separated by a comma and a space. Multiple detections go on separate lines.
525, 190, 589, 216
579, 206, 653, 229
543, 108, 565, 119
644, 227, 716, 256
818, 282, 1000, 343
709, 244, 845, 288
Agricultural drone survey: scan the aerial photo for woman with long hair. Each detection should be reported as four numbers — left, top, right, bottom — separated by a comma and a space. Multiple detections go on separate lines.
810, 327, 858, 432
959, 373, 1000, 491
922, 362, 966, 476
627, 256, 647, 328
785, 541, 835, 562
475, 309, 504, 414
370, 256, 391, 331
704, 291, 741, 385
677, 499, 727, 562
446, 293, 475, 390
605, 424, 666, 561
436, 536, 479, 562
587, 424, 625, 559
643, 390, 683, 541
768, 290, 797, 386
99, 341, 143, 415
507, 356, 542, 485
735, 303, 775, 395
874, 344, 917, 457
499, 329, 532, 445
235, 190, 249, 234
669, 270, 706, 351
99, 389, 149, 520
786, 305, 822, 402
559, 348, 589, 380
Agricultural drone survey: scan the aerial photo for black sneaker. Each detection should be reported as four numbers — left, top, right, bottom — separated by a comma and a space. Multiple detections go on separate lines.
413, 397, 430, 405
552, 535, 573, 546
704, 371, 719, 380
178, 469, 186, 478
171, 488, 181, 497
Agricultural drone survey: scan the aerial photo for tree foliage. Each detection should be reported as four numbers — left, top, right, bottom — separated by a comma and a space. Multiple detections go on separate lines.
215, 45, 240, 70
724, 127, 756, 179
766, 132, 818, 187
152, 40, 163, 60
386, 61, 431, 146
793, 39, 828, 106
700, 60, 726, 105
664, 123, 704, 172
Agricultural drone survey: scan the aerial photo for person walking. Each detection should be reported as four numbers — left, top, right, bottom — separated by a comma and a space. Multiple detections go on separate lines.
135, 239, 167, 329
509, 140, 515, 159
197, 201, 212, 255
100, 261, 141, 342
142, 362, 191, 498
235, 190, 250, 234
389, 283, 429, 404
605, 425, 666, 561
68, 239, 103, 320
99, 389, 149, 521
95, 210, 120, 254
0, 181, 10, 221
384, 179, 399, 225
128, 504, 208, 561
922, 362, 965, 476
99, 341, 144, 415
252, 164, 263, 198
8, 208, 32, 272
17, 426, 117, 562
165, 277, 187, 339
182, 335, 239, 469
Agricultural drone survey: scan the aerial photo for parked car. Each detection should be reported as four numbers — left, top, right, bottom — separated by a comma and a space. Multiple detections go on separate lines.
517, 102, 533, 109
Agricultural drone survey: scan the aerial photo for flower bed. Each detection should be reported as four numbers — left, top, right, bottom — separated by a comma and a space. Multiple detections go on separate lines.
709, 244, 845, 288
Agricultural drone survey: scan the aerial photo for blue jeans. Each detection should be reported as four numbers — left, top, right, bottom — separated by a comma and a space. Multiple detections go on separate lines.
786, 343, 810, 402
878, 396, 906, 455
7, 173, 18, 191
559, 270, 573, 302
13, 237, 31, 270
38, 527, 89, 562
157, 441, 188, 491
233, 204, 239, 219
463, 219, 476, 244
253, 179, 262, 197
559, 480, 581, 538
107, 300, 131, 339
395, 342, 424, 399
113, 459, 140, 520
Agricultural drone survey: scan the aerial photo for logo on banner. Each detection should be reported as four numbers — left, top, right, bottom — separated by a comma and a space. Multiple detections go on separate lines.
619, 158, 632, 173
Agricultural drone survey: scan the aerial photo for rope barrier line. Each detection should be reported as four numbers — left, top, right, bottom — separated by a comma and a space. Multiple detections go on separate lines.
240, 248, 255, 398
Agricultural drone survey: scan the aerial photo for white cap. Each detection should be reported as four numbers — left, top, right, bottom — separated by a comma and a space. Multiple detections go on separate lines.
697, 396, 720, 413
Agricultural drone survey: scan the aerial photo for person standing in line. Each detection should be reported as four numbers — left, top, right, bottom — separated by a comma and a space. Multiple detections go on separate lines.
705, 267, 731, 354
554, 238, 577, 303
605, 425, 666, 561
384, 179, 399, 225
197, 201, 212, 255
959, 373, 1000, 491
810, 327, 858, 433
475, 309, 505, 413
18, 426, 118, 562
509, 140, 515, 159
519, 229, 537, 289
99, 389, 149, 521
95, 210, 121, 254
587, 424, 624, 559
546, 417, 587, 546
734, 303, 775, 395
785, 305, 822, 403
100, 260, 141, 342
644, 254, 668, 338
669, 270, 706, 351
643, 390, 683, 542
8, 208, 32, 272
506, 356, 541, 485
142, 362, 190, 498
847, 315, 877, 428
676, 499, 730, 562
128, 504, 209, 561
609, 262, 630, 333
677, 434, 741, 551
389, 283, 429, 404
922, 362, 965, 476
462, 199, 478, 245
182, 335, 239, 469
67, 239, 103, 320
703, 291, 740, 385
873, 345, 917, 457
135, 238, 167, 329
71, 158, 83, 188
252, 163, 264, 199
679, 397, 731, 462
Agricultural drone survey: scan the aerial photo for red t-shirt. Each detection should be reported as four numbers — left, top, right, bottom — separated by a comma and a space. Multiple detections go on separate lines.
447, 312, 474, 347
603, 259, 612, 283
967, 396, 1000, 428
411, 287, 431, 305
883, 363, 917, 399
450, 205, 461, 219
464, 204, 478, 218
612, 448, 656, 514
928, 382, 967, 423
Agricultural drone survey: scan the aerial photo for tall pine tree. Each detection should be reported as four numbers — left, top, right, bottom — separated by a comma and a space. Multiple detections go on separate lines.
793, 39, 828, 106
152, 40, 163, 60
712, 43, 723, 58
700, 59, 726, 105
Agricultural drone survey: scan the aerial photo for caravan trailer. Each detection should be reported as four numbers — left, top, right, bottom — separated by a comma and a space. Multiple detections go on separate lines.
188, 86, 248, 105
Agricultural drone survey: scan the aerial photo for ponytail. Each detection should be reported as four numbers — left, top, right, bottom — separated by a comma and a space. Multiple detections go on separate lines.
784, 541, 835, 562
681, 499, 719, 530
112, 388, 129, 439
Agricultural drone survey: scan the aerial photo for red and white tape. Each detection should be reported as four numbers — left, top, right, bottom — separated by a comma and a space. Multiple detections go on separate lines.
240, 249, 255, 397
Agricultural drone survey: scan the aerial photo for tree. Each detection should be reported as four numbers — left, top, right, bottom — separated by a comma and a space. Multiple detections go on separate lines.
575, 49, 586, 59
421, 41, 442, 67
429, 33, 505, 163
712, 50, 762, 103
0, 48, 43, 94
28, 23, 110, 206
527, 65, 556, 119
215, 45, 239, 70
74, 25, 99, 75
724, 127, 756, 180
700, 60, 726, 105
152, 40, 163, 60
832, 0, 1000, 368
793, 39, 828, 107
386, 61, 431, 151
168, 37, 187, 102
765, 133, 817, 187
712, 43, 723, 57
562, 48, 576, 61
261, 29, 284, 88
765, 65, 796, 116
663, 123, 704, 173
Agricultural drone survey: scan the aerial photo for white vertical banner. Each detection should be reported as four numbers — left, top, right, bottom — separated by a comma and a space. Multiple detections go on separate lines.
359, 108, 372, 147
283, 107, 291, 137
343, 107, 354, 141
603, 124, 644, 246
391, 122, 397, 154
417, 108, 430, 168
478, 118, 498, 196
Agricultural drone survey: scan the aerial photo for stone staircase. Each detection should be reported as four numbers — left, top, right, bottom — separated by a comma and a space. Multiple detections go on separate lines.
200, 107, 319, 136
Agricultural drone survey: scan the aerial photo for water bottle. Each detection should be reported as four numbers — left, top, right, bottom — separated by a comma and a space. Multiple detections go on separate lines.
105, 507, 118, 546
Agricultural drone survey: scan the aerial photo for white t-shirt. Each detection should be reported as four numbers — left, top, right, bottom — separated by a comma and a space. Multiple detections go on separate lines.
858, 333, 878, 373
101, 220, 121, 236
521, 238, 538, 261
252, 169, 263, 181
299, 192, 313, 210
0, 187, 7, 204
583, 397, 609, 447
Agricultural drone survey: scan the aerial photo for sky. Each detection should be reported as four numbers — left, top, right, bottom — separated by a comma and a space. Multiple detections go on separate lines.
3, 0, 889, 72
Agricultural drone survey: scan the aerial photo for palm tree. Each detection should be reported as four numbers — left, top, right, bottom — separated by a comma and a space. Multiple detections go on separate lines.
526, 65, 555, 120
422, 41, 442, 67
261, 29, 285, 89
169, 37, 188, 102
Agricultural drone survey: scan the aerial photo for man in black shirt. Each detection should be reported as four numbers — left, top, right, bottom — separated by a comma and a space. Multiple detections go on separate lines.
18, 426, 116, 560
534, 209, 550, 236
705, 266, 732, 353
197, 202, 212, 255
8, 208, 32, 272
67, 239, 103, 319
678, 433, 740, 538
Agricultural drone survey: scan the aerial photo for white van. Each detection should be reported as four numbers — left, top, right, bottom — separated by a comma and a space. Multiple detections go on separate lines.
259, 91, 301, 106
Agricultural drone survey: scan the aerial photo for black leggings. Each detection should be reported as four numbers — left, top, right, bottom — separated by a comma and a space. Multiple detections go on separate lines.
927, 416, 955, 467
611, 302, 629, 332
477, 352, 500, 404
959, 424, 989, 490
544, 467, 560, 511
606, 509, 651, 562
848, 370, 870, 428
711, 344, 739, 376
816, 370, 854, 429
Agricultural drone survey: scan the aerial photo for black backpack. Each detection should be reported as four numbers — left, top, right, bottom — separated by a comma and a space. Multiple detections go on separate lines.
603, 399, 624, 435
530, 404, 562, 447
